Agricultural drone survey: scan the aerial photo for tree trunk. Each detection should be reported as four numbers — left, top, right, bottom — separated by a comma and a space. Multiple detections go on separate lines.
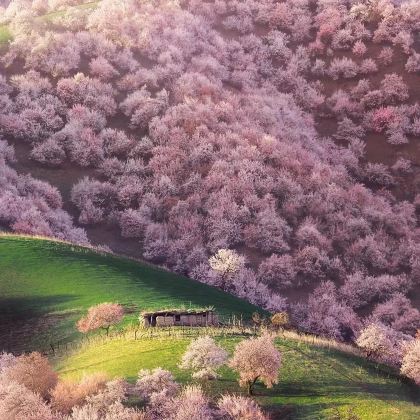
247, 381, 253, 395
247, 376, 260, 395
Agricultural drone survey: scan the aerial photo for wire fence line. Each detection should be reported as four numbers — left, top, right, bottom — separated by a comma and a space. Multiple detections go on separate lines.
45, 322, 256, 357
46, 321, 364, 360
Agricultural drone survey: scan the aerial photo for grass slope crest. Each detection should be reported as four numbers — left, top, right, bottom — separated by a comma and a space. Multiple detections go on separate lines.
0, 235, 259, 352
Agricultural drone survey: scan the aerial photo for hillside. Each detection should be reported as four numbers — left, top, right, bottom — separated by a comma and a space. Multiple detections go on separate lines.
0, 236, 419, 419
0, 235, 259, 352
0, 1, 420, 418
54, 333, 420, 419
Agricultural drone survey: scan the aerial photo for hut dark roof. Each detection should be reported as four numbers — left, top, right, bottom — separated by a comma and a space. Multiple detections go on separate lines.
141, 306, 215, 317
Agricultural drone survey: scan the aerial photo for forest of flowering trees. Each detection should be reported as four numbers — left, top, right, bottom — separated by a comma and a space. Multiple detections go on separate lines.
0, 0, 420, 348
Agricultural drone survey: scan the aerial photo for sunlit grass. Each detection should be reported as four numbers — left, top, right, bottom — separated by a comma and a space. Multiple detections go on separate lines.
41, 1, 100, 22
0, 25, 12, 44
54, 335, 420, 419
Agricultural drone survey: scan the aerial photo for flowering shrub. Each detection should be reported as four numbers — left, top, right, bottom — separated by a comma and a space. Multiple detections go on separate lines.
0, 379, 56, 420
77, 302, 124, 335
217, 394, 267, 420
3, 352, 57, 399
229, 334, 281, 395
356, 323, 408, 365
401, 339, 420, 385
329, 57, 359, 79
180, 336, 227, 379
51, 373, 108, 414
136, 368, 179, 402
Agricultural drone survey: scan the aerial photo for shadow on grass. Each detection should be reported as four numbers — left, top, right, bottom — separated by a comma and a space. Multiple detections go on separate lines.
264, 401, 351, 420
0, 295, 79, 353
43, 240, 261, 319
257, 378, 420, 406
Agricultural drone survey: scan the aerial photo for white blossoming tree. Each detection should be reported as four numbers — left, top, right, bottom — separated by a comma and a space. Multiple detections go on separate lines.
209, 249, 244, 290
180, 336, 228, 380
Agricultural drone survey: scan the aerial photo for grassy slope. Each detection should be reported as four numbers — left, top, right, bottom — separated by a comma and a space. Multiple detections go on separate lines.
55, 335, 420, 420
0, 236, 418, 418
0, 236, 259, 352
0, 25, 12, 44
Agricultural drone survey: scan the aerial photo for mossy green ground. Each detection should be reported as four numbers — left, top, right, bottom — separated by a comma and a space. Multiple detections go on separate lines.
0, 236, 259, 352
0, 25, 12, 44
55, 335, 420, 420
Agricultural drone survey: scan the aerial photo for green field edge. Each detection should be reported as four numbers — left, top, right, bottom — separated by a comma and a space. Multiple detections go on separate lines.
0, 0, 101, 45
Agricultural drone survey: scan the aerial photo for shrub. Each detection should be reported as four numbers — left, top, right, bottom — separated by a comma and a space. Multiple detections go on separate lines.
365, 163, 395, 187
136, 368, 179, 402
30, 137, 66, 167
257, 254, 296, 289
369, 107, 399, 133
0, 379, 56, 420
217, 394, 267, 420
4, 352, 57, 399
271, 312, 290, 330
85, 378, 128, 413
77, 303, 124, 335
180, 336, 227, 380
329, 57, 359, 80
120, 87, 169, 129
209, 249, 244, 290
352, 40, 367, 56
170, 385, 213, 420
378, 46, 394, 66
0, 352, 16, 374
356, 324, 396, 360
392, 158, 412, 174
293, 281, 360, 341
89, 56, 119, 80
406, 52, 420, 73
401, 340, 420, 384
359, 58, 378, 75
229, 334, 281, 395
380, 74, 409, 104
51, 372, 108, 414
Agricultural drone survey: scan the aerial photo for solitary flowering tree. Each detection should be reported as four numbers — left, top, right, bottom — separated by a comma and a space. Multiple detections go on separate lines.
229, 335, 281, 395
209, 249, 244, 290
180, 336, 228, 380
77, 303, 124, 336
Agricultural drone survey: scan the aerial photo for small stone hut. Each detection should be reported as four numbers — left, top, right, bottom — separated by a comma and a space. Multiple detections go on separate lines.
141, 308, 218, 327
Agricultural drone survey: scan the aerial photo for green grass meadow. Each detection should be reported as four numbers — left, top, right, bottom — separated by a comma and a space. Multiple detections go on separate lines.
54, 335, 420, 419
0, 25, 12, 44
0, 236, 259, 352
1, 236, 419, 419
